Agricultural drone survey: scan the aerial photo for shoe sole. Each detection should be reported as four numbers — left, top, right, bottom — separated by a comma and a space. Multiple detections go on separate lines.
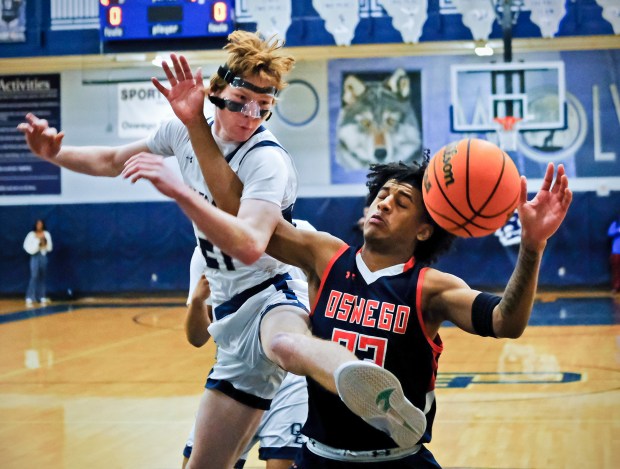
335, 361, 426, 448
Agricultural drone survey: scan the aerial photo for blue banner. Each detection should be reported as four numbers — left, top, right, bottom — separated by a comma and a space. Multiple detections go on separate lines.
0, 74, 61, 195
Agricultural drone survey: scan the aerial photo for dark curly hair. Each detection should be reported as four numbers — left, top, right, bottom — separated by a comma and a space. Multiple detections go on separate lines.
365, 161, 455, 265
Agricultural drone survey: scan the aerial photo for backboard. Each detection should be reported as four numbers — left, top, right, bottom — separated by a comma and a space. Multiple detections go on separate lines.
450, 61, 566, 132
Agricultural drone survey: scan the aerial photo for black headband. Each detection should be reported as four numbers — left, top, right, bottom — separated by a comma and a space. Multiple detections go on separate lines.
217, 65, 278, 96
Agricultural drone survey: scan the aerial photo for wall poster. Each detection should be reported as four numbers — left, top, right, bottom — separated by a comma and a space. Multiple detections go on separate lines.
329, 60, 423, 184
0, 74, 61, 195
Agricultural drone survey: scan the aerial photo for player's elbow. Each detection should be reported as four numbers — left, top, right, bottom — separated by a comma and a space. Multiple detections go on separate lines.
500, 329, 525, 340
186, 336, 206, 347
237, 249, 263, 265
235, 238, 267, 265
185, 330, 209, 347
496, 322, 527, 339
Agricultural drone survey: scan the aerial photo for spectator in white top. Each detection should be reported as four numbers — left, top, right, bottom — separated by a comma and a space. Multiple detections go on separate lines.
23, 219, 53, 307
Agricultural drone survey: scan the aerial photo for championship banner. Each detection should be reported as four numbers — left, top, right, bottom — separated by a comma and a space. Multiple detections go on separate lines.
117, 82, 175, 139
0, 74, 61, 195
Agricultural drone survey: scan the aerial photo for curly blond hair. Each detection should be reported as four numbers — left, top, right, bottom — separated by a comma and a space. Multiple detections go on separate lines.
209, 30, 296, 95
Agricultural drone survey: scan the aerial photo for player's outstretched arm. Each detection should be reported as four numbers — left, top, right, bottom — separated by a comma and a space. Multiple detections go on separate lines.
17, 113, 149, 177
267, 221, 347, 292
122, 152, 276, 265
492, 162, 572, 337
152, 54, 243, 215
424, 163, 572, 340
185, 274, 212, 347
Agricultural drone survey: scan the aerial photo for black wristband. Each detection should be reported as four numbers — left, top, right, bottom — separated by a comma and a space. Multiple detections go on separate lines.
471, 292, 501, 338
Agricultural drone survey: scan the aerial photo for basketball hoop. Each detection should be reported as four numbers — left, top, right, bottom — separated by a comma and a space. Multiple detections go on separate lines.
494, 116, 522, 152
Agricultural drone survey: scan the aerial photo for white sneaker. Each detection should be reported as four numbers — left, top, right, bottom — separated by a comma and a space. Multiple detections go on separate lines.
25, 298, 34, 307
334, 361, 426, 448
40, 298, 50, 305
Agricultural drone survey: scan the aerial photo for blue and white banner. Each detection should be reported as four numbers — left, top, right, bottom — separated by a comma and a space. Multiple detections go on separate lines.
0, 74, 61, 195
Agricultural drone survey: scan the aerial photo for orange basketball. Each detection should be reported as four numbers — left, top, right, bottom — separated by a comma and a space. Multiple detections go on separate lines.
422, 138, 521, 238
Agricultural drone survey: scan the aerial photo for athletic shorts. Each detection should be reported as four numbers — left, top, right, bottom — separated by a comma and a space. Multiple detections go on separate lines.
184, 372, 309, 465
207, 273, 309, 407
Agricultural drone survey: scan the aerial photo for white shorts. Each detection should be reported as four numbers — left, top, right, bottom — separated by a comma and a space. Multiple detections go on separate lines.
207, 274, 309, 406
184, 372, 308, 463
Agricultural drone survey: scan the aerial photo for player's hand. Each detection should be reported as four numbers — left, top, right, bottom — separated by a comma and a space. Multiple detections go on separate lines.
518, 163, 572, 251
16, 113, 65, 162
121, 152, 185, 200
152, 54, 206, 127
191, 274, 211, 303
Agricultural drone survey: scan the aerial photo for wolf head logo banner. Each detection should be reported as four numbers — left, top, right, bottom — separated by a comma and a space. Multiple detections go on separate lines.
336, 69, 422, 170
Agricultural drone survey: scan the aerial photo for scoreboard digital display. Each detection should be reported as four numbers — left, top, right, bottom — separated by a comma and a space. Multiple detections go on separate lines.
99, 0, 235, 42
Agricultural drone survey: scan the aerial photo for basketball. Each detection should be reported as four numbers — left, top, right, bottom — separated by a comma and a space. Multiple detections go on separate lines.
422, 138, 521, 238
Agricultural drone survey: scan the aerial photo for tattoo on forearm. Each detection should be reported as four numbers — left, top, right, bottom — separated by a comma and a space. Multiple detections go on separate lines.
500, 247, 540, 314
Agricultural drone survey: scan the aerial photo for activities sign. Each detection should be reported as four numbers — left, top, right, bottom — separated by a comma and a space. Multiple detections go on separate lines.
0, 74, 61, 195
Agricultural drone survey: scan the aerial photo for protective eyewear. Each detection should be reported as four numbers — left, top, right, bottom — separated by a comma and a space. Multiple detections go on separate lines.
218, 65, 278, 97
208, 95, 272, 119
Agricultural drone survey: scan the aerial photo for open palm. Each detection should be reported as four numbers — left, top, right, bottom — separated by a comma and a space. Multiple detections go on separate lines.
152, 54, 206, 126
518, 163, 572, 246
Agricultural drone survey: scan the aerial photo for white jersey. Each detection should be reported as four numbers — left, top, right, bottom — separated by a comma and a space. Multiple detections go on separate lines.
146, 118, 299, 308
186, 219, 317, 304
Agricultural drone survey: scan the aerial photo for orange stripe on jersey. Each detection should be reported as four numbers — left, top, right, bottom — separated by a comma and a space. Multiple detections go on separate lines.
416, 266, 444, 354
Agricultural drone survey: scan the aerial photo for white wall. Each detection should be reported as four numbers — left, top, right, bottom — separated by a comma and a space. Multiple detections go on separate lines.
2, 58, 355, 206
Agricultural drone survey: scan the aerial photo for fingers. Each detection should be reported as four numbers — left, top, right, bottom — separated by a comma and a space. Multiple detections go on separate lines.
172, 53, 187, 82
562, 184, 573, 211
17, 114, 58, 138
557, 172, 572, 206
519, 175, 528, 206
16, 122, 32, 134
548, 164, 571, 209
21, 114, 50, 133
42, 127, 59, 139
159, 53, 194, 89
121, 153, 164, 183
195, 67, 204, 88
152, 77, 169, 97
550, 163, 566, 193
123, 153, 163, 170
179, 55, 193, 80
25, 112, 40, 125
539, 162, 555, 192
161, 60, 177, 87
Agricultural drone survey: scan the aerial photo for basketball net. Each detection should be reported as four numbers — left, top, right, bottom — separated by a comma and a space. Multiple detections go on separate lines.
493, 116, 522, 152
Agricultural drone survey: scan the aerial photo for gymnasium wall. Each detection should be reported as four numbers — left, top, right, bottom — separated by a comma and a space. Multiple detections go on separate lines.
0, 190, 618, 296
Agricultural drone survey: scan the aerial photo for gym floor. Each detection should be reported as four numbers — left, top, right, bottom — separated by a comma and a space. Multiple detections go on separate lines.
0, 291, 618, 468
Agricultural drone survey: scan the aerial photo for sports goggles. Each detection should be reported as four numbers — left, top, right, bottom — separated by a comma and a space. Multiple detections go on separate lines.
217, 65, 278, 97
208, 95, 272, 119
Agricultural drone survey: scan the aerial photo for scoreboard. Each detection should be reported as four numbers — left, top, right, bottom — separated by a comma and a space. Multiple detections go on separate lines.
99, 0, 235, 42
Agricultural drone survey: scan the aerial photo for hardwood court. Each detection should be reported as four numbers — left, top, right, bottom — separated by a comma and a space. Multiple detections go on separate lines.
0, 293, 618, 469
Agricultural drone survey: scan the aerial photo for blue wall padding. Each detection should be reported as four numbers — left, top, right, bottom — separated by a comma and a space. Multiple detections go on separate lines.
0, 202, 195, 296
1, 191, 617, 296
